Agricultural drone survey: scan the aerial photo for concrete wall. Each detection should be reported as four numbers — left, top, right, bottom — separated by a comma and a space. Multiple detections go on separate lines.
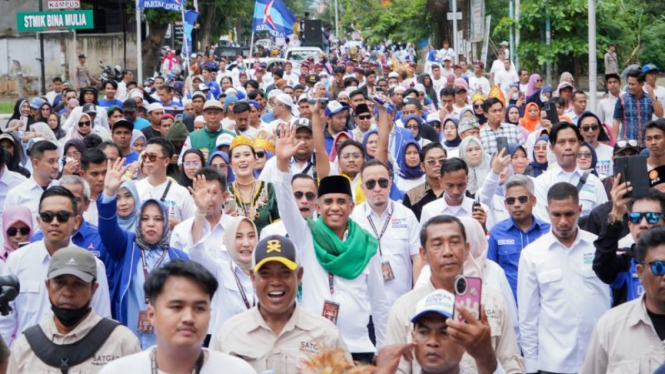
0, 32, 136, 95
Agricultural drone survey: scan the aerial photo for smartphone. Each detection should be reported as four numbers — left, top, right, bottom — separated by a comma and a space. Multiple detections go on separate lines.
496, 136, 509, 155
472, 200, 482, 211
543, 101, 559, 124
519, 91, 525, 100
614, 155, 650, 198
454, 275, 482, 323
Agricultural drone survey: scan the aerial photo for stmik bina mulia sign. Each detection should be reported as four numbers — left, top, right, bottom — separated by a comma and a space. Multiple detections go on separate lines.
17, 10, 94, 32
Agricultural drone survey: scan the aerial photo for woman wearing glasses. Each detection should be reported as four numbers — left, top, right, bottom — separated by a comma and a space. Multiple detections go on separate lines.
576, 142, 599, 177
1, 205, 32, 261
208, 151, 234, 182
525, 135, 550, 178
459, 136, 489, 197
403, 115, 431, 148
178, 149, 205, 190
252, 134, 274, 178
471, 93, 488, 125
227, 136, 279, 233
64, 112, 111, 143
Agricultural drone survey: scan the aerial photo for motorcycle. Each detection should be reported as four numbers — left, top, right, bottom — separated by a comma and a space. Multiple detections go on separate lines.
99, 61, 123, 86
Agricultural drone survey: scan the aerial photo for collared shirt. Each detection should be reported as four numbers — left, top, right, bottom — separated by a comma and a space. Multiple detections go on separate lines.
402, 180, 443, 221
8, 311, 141, 373
259, 154, 338, 184
517, 229, 611, 373
614, 91, 655, 146
488, 216, 551, 300
32, 219, 105, 258
351, 201, 420, 306
214, 305, 351, 374
0, 241, 111, 346
135, 178, 195, 221
273, 169, 390, 353
170, 214, 235, 261
385, 280, 524, 374
480, 122, 525, 155
83, 198, 99, 226
579, 296, 665, 374
0, 168, 26, 249
533, 164, 608, 222
597, 91, 625, 125
420, 195, 494, 231
4, 177, 56, 227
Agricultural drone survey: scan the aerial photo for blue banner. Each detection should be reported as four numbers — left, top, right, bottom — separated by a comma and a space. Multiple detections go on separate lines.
183, 10, 199, 55
252, 0, 296, 38
139, 0, 182, 12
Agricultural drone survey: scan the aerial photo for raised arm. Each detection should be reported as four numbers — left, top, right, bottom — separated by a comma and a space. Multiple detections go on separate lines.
375, 96, 391, 163
479, 149, 510, 207
310, 101, 331, 179
98, 158, 131, 262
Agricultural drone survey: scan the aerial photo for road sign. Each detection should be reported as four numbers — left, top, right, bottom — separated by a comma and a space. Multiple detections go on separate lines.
47, 0, 81, 10
447, 12, 463, 20
17, 10, 94, 32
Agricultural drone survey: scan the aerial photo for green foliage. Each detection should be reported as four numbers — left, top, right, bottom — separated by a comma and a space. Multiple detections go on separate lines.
639, 20, 665, 70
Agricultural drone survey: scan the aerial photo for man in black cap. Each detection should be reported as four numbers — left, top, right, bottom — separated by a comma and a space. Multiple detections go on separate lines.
352, 103, 373, 142
213, 235, 350, 374
111, 119, 139, 164
273, 122, 389, 364
121, 99, 150, 131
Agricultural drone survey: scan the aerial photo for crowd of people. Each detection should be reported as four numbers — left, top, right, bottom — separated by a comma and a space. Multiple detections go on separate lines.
0, 37, 664, 374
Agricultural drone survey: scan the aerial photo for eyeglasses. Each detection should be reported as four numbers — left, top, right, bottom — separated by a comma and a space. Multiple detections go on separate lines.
581, 125, 599, 132
576, 152, 592, 159
405, 124, 419, 130
505, 196, 529, 205
425, 158, 446, 167
78, 121, 92, 128
184, 161, 201, 168
294, 191, 316, 201
357, 115, 372, 120
645, 260, 665, 276
6, 227, 30, 237
628, 212, 664, 224
365, 178, 390, 190
141, 153, 165, 162
39, 210, 73, 224
616, 139, 638, 148
256, 151, 266, 158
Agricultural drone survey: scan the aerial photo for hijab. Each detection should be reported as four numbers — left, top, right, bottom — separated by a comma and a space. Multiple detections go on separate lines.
330, 132, 352, 161
362, 129, 378, 160
208, 151, 235, 182
117, 180, 140, 233
471, 93, 488, 125
403, 115, 424, 140
442, 117, 461, 148
134, 199, 171, 251
1, 205, 33, 261
49, 113, 67, 140
64, 139, 85, 158
30, 122, 58, 143
223, 216, 258, 273
179, 148, 205, 189
459, 136, 489, 195
7, 99, 35, 128
504, 104, 520, 125
131, 130, 147, 150
520, 103, 541, 133
580, 141, 599, 177
460, 216, 489, 279
526, 74, 541, 97
397, 140, 425, 180
526, 135, 549, 177
68, 113, 93, 141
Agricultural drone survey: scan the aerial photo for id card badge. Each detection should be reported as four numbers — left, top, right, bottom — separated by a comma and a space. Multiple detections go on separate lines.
322, 300, 340, 325
138, 311, 154, 334
381, 261, 395, 281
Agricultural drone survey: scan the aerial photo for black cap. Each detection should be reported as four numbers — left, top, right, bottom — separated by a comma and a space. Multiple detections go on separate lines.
252, 235, 298, 272
122, 99, 137, 111
112, 119, 134, 132
354, 103, 371, 116
293, 117, 313, 132
318, 175, 352, 197
82, 103, 97, 114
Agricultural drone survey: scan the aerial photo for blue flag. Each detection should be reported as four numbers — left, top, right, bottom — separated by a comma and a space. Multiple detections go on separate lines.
252, 0, 296, 38
183, 10, 199, 56
139, 0, 182, 12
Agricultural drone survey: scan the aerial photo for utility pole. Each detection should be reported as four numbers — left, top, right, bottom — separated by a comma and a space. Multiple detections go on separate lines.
38, 0, 46, 95
588, 0, 597, 110
334, 0, 339, 38
509, 0, 514, 65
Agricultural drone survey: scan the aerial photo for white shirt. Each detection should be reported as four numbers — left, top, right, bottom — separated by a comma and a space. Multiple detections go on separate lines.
517, 229, 610, 373
170, 214, 235, 262
395, 174, 426, 193
438, 47, 456, 63
468, 75, 491, 97
432, 76, 446, 96
274, 169, 390, 353
420, 195, 494, 231
451, 104, 473, 119
645, 85, 665, 119
495, 69, 519, 96
597, 91, 625, 125
594, 142, 614, 180
83, 199, 99, 227
116, 81, 128, 101
63, 105, 110, 131
0, 167, 26, 221
99, 347, 256, 374
533, 164, 608, 222
136, 178, 195, 222
259, 219, 288, 238
259, 154, 338, 183
4, 177, 56, 227
0, 241, 111, 346
350, 201, 420, 306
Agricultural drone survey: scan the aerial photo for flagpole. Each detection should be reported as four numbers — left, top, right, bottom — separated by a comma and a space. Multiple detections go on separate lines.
136, 0, 143, 84
249, 31, 255, 59
181, 4, 190, 79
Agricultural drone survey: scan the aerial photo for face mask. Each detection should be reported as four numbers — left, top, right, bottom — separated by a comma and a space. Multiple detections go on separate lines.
51, 301, 91, 327
511, 93, 519, 101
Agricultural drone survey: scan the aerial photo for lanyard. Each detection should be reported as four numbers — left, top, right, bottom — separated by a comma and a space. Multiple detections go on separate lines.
141, 249, 168, 306
328, 272, 334, 295
366, 203, 393, 256
231, 262, 254, 309
151, 349, 204, 374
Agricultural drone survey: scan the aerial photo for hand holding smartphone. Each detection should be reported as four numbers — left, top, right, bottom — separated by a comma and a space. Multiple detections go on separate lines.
453, 275, 482, 323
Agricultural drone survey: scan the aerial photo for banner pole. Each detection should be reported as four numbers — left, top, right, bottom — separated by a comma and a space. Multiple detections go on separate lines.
181, 4, 190, 79
136, 0, 143, 83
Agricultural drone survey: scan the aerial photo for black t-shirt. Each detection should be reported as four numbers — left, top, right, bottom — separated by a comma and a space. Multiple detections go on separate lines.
647, 308, 665, 341
142, 126, 162, 141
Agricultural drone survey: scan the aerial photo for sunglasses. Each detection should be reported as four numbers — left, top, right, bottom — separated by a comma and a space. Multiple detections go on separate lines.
616, 139, 638, 148
365, 178, 390, 190
425, 158, 446, 167
141, 153, 164, 162
577, 152, 592, 159
628, 212, 664, 224
474, 104, 483, 109
505, 196, 529, 205
581, 125, 599, 132
294, 191, 316, 201
6, 227, 30, 237
405, 125, 419, 130
357, 115, 372, 120
644, 260, 665, 276
256, 151, 266, 158
39, 210, 73, 224
78, 121, 92, 128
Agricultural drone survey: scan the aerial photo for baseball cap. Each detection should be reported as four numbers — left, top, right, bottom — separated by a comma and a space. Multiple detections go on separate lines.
252, 235, 298, 272
426, 113, 441, 124
112, 119, 134, 132
443, 56, 452, 61
216, 133, 234, 149
48, 245, 97, 283
147, 103, 164, 113
458, 116, 480, 134
203, 100, 224, 111
82, 103, 97, 114
0, 133, 15, 145
307, 74, 319, 84
643, 63, 660, 73
325, 101, 350, 117
121, 99, 137, 112
297, 93, 309, 104
192, 91, 207, 100
29, 97, 45, 109
411, 290, 455, 323
293, 117, 313, 132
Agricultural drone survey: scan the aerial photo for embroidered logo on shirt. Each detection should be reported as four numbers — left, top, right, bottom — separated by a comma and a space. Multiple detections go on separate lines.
497, 239, 515, 245
583, 252, 594, 265
299, 341, 320, 354
391, 217, 407, 229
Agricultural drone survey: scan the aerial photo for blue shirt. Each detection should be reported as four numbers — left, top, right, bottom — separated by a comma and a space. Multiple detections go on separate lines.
32, 219, 105, 258
260, 112, 277, 124
487, 216, 550, 300
610, 258, 643, 304
127, 247, 170, 349
205, 80, 221, 99
123, 151, 139, 165
98, 98, 124, 108
133, 117, 150, 131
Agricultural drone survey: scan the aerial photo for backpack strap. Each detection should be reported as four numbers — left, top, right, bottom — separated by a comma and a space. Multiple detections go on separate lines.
24, 317, 120, 374
576, 171, 590, 192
